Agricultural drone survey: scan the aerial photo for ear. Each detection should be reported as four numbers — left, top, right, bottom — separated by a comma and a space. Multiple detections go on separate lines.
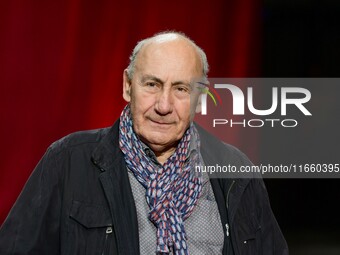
123, 69, 131, 102
195, 94, 202, 113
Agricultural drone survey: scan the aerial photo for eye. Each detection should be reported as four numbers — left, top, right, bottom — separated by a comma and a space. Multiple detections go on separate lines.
175, 85, 190, 93
143, 81, 161, 93
146, 82, 156, 87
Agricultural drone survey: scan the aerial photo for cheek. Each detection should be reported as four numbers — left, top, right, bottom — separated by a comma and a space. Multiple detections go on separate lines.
130, 104, 144, 127
130, 91, 151, 113
177, 101, 192, 123
129, 97, 153, 129
132, 89, 155, 109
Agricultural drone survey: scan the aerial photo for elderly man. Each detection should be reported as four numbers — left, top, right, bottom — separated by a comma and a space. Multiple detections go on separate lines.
0, 32, 288, 255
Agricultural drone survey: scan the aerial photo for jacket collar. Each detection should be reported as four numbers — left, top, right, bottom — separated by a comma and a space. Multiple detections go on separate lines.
91, 120, 122, 172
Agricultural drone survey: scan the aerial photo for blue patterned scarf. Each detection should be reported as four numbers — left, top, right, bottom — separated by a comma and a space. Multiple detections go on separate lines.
119, 105, 202, 255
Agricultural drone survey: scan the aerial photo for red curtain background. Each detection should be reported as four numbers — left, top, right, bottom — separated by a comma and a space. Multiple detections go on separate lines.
0, 0, 260, 224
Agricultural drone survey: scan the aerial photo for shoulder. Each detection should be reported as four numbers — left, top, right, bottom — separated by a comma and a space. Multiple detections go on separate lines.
48, 127, 112, 155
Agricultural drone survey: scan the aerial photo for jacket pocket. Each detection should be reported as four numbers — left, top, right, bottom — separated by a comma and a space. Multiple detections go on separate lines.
68, 200, 114, 255
234, 214, 262, 255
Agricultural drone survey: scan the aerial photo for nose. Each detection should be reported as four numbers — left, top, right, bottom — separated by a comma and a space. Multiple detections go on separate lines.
155, 88, 173, 115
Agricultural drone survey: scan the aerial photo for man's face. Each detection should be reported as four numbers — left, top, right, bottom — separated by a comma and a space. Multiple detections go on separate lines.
123, 39, 203, 154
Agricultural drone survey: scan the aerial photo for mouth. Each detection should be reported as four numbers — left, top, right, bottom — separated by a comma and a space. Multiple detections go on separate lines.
148, 118, 174, 126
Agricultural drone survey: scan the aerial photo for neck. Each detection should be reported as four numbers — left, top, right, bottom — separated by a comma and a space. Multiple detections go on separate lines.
154, 147, 177, 165
139, 137, 180, 165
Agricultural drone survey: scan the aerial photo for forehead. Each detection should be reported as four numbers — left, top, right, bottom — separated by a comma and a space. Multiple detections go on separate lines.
134, 39, 203, 80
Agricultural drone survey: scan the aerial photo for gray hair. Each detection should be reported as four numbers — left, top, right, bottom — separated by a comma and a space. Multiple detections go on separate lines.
126, 31, 209, 80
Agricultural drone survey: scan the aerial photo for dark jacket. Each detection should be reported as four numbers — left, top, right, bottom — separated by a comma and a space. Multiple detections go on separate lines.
0, 121, 288, 255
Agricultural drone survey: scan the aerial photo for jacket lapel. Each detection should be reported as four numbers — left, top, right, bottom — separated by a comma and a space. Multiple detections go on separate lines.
92, 121, 139, 255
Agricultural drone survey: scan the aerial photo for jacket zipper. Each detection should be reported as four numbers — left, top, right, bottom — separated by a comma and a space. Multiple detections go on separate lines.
225, 180, 235, 237
225, 223, 230, 236
102, 226, 113, 255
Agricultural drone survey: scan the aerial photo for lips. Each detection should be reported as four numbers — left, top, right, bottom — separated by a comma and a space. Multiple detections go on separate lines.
150, 119, 173, 125
148, 117, 175, 125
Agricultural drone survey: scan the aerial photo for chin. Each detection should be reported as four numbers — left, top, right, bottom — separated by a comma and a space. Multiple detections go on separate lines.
141, 132, 177, 148
145, 134, 172, 145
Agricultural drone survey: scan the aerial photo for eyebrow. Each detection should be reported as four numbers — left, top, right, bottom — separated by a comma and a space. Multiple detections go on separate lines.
141, 74, 164, 85
141, 74, 190, 87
